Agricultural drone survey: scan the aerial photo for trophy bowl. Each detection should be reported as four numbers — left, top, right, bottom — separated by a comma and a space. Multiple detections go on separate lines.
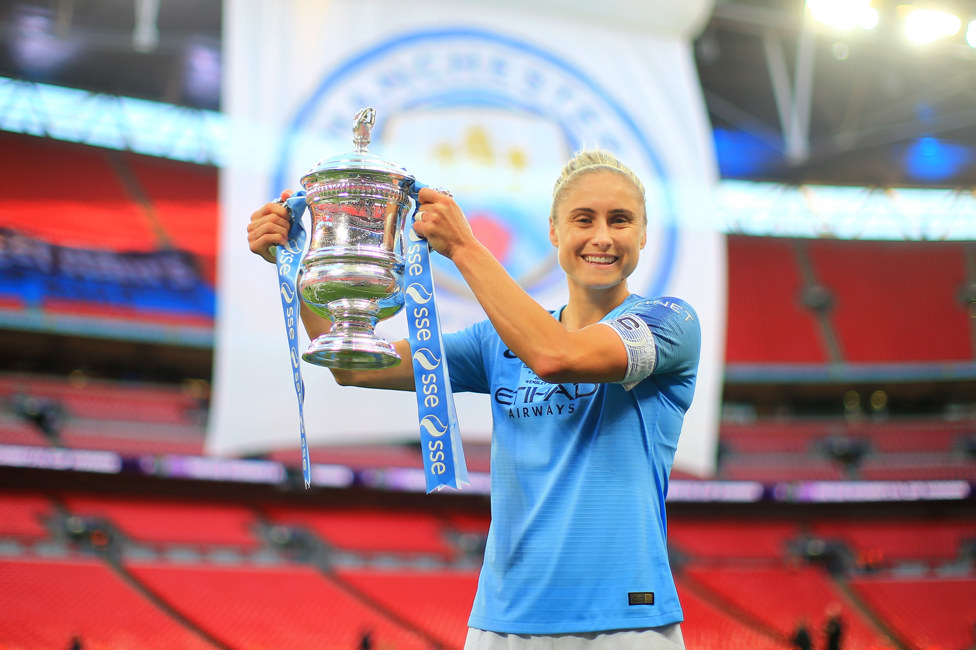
297, 108, 416, 369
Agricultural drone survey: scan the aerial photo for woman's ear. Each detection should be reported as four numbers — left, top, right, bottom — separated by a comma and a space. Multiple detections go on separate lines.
549, 219, 559, 248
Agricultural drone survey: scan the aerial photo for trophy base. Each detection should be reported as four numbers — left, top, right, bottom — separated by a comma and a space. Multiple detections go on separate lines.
303, 333, 401, 370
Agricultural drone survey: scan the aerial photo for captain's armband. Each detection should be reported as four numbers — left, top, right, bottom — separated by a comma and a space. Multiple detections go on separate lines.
602, 315, 657, 390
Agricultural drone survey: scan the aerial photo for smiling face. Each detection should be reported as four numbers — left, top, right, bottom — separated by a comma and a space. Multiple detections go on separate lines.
549, 169, 647, 294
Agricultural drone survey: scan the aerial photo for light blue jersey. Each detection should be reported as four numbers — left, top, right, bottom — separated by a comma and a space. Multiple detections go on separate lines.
444, 294, 701, 635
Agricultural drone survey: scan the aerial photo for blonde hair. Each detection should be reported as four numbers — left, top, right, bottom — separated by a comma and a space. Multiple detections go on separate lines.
549, 150, 647, 224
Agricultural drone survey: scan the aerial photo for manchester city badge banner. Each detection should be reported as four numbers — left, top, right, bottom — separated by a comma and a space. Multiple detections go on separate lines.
209, 0, 725, 479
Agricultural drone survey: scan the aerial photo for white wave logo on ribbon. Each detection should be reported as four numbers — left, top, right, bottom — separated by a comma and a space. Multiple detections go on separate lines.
420, 414, 449, 438
405, 283, 433, 305
413, 348, 441, 371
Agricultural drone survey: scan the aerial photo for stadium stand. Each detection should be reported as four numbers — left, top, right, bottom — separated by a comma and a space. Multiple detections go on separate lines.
806, 239, 972, 363
808, 518, 976, 566
682, 565, 892, 649
724, 235, 829, 364
0, 132, 159, 252
60, 494, 263, 551
266, 443, 424, 470
262, 504, 458, 561
668, 518, 800, 561
0, 491, 53, 541
335, 567, 480, 649
0, 372, 204, 425
673, 579, 790, 649
126, 562, 432, 649
0, 557, 214, 649
120, 152, 219, 282
849, 576, 976, 650
1, 135, 975, 649
2, 486, 976, 648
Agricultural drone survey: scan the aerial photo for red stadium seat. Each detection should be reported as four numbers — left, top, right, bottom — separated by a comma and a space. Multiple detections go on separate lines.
849, 576, 976, 650
725, 235, 829, 364
0, 492, 53, 541
0, 132, 159, 251
669, 518, 801, 561
0, 557, 213, 649
336, 567, 479, 649
676, 577, 792, 649
810, 518, 976, 564
127, 562, 431, 649
263, 504, 456, 560
807, 239, 972, 362
61, 494, 261, 550
683, 565, 892, 648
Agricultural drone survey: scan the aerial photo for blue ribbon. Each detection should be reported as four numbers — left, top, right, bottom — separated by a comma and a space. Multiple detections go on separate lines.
275, 191, 312, 489
404, 184, 468, 492
274, 185, 467, 492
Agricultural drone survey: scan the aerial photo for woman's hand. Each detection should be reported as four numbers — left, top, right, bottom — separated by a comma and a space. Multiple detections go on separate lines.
411, 187, 478, 261
246, 189, 295, 263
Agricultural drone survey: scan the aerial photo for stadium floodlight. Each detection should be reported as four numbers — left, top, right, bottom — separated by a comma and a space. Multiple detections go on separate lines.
967, 19, 976, 47
807, 0, 879, 30
903, 7, 962, 44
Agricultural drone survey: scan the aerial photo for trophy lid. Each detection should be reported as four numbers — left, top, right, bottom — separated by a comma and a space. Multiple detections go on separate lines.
300, 107, 414, 185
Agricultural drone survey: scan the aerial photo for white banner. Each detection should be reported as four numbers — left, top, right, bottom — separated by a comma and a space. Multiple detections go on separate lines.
209, 0, 725, 477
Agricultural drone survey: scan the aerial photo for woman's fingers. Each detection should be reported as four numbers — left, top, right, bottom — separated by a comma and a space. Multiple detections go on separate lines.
247, 197, 294, 263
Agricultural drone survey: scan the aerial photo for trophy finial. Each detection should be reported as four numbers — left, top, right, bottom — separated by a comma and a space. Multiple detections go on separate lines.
353, 107, 376, 154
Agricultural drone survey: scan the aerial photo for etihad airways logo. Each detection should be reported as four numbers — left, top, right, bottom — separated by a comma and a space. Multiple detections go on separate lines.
495, 382, 597, 419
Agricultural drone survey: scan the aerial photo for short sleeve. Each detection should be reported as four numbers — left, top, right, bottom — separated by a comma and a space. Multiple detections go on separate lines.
443, 320, 492, 394
601, 297, 701, 390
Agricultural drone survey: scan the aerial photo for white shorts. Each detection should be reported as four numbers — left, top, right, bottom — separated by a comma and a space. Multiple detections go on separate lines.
464, 625, 685, 649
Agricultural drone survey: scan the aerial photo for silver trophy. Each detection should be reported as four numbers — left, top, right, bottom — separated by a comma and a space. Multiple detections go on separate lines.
296, 107, 417, 369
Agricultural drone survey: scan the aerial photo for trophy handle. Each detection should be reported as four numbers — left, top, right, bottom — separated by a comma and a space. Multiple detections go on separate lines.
405, 178, 427, 203
403, 179, 433, 250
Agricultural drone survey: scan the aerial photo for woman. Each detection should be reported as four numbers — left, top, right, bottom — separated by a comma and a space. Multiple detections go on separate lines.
248, 150, 700, 649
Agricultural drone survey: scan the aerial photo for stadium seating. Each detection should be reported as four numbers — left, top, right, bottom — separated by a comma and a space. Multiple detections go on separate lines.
262, 504, 457, 560
844, 418, 972, 453
56, 425, 205, 456
126, 562, 431, 649
335, 567, 479, 649
674, 579, 790, 649
682, 565, 892, 649
719, 419, 831, 453
724, 235, 828, 364
806, 239, 972, 363
0, 371, 208, 456
2, 487, 975, 649
849, 576, 976, 650
0, 132, 159, 251
0, 557, 213, 649
0, 412, 53, 447
809, 518, 976, 565
0, 373, 203, 425
0, 491, 53, 541
60, 494, 262, 550
266, 443, 424, 470
121, 152, 219, 282
668, 518, 801, 561
717, 415, 976, 482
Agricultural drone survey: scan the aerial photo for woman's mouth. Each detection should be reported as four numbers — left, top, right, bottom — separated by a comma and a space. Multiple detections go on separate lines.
582, 254, 617, 265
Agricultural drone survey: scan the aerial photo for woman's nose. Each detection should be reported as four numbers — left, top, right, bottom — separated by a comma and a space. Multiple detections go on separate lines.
591, 220, 612, 247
